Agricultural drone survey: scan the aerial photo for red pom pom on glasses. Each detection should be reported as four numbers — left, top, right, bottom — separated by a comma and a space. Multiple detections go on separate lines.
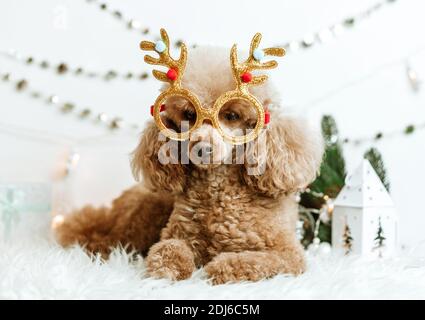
150, 104, 166, 116
264, 111, 270, 124
166, 68, 178, 81
240, 72, 252, 83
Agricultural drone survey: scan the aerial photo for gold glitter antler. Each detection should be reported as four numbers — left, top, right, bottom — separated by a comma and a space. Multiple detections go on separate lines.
230, 33, 285, 88
139, 28, 187, 85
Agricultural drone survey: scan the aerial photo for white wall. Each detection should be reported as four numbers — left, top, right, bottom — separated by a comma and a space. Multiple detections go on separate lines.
1, 0, 424, 248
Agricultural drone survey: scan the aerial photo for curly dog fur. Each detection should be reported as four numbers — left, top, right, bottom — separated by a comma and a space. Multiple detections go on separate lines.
55, 47, 324, 284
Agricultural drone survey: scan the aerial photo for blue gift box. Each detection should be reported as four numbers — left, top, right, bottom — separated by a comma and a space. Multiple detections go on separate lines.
0, 183, 51, 239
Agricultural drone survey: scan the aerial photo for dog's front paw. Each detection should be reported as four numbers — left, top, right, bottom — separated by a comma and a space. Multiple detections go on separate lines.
145, 239, 196, 281
205, 252, 272, 285
204, 253, 240, 285
204, 251, 288, 285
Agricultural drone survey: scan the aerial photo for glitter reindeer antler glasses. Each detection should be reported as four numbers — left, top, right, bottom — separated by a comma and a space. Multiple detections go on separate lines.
140, 29, 285, 145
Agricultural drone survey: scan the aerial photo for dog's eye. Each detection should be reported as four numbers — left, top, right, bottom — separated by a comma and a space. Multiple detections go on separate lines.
224, 112, 240, 121
183, 110, 196, 121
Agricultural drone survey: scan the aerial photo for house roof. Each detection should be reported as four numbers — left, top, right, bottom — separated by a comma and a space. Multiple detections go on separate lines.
334, 159, 394, 208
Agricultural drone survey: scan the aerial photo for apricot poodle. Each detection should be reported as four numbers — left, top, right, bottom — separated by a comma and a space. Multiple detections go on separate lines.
55, 45, 323, 284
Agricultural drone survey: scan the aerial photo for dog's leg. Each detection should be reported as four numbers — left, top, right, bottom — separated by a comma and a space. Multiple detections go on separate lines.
54, 185, 174, 257
145, 239, 196, 280
204, 246, 305, 285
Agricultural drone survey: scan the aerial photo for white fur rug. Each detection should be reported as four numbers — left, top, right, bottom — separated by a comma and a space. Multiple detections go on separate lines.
1, 214, 425, 300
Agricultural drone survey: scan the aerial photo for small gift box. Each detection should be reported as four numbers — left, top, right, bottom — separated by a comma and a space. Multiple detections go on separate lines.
0, 183, 51, 239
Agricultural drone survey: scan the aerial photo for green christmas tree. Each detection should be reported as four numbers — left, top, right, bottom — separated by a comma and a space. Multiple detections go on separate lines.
298, 115, 390, 247
299, 115, 346, 245
306, 115, 346, 200
374, 216, 386, 257
342, 221, 353, 255
364, 147, 390, 192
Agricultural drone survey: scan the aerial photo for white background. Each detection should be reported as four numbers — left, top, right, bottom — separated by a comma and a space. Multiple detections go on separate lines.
0, 0, 424, 248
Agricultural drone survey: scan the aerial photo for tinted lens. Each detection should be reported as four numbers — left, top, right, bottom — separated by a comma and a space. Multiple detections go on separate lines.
217, 98, 259, 138
158, 95, 198, 134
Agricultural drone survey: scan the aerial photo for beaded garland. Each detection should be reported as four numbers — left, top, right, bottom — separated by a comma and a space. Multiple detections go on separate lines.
0, 50, 150, 82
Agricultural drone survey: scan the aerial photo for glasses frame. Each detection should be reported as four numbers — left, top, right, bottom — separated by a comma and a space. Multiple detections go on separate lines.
141, 29, 284, 145
153, 86, 265, 145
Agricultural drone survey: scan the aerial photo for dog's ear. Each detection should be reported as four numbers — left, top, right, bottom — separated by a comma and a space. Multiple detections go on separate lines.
131, 121, 187, 193
241, 113, 324, 198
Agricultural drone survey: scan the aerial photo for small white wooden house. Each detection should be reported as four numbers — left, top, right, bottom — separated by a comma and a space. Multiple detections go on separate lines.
332, 159, 397, 257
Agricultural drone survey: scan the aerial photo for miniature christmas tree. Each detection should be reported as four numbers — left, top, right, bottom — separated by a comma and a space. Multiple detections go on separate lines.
374, 216, 386, 257
342, 220, 353, 255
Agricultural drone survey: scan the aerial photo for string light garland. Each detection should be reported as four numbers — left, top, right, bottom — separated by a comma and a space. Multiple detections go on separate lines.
0, 71, 141, 132
0, 121, 132, 147
0, 50, 150, 82
281, 0, 398, 54
296, 188, 334, 253
295, 45, 425, 113
0, 121, 131, 181
0, 0, 399, 85
342, 120, 425, 146
85, 0, 150, 35
296, 48, 424, 145
406, 62, 422, 92
84, 0, 398, 52
0, 118, 137, 186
